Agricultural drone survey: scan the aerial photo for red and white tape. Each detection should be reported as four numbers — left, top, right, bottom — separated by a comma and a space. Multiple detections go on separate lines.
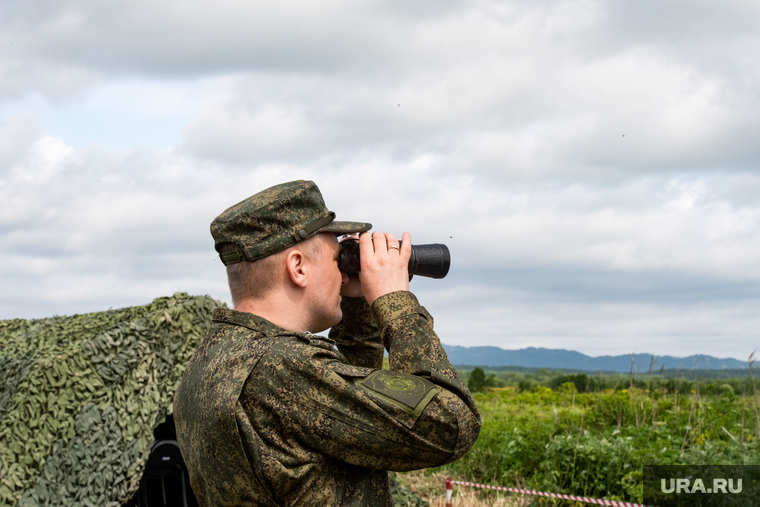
445, 478, 655, 507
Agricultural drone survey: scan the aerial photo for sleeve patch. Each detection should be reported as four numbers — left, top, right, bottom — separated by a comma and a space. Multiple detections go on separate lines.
358, 371, 437, 413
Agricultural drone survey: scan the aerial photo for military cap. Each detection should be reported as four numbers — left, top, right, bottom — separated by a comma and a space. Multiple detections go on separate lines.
211, 180, 372, 265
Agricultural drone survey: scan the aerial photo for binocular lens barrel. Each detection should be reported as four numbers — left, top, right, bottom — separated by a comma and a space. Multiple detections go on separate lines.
408, 243, 451, 279
338, 241, 450, 279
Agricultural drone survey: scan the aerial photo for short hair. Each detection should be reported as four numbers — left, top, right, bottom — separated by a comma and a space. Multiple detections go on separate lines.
219, 233, 326, 305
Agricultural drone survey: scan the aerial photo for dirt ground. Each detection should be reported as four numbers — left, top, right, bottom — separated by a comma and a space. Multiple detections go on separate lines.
396, 470, 530, 507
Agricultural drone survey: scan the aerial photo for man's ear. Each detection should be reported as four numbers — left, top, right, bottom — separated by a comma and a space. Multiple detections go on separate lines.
285, 249, 308, 288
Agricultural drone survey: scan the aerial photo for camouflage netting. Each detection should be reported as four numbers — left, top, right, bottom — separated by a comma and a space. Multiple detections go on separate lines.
0, 292, 224, 507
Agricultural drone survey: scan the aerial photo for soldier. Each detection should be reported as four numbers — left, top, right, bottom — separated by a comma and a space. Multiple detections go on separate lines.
174, 180, 481, 506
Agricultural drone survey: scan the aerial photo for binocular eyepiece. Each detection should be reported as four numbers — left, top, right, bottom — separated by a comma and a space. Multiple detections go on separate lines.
338, 240, 451, 279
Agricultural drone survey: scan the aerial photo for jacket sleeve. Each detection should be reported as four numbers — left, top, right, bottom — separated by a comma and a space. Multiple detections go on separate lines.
281, 291, 482, 471
328, 296, 384, 369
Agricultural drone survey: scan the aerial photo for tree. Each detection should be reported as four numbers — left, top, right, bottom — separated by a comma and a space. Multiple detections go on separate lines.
468, 367, 488, 392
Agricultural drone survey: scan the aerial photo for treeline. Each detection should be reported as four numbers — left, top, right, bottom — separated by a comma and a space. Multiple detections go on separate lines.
456, 364, 754, 380
464, 366, 757, 397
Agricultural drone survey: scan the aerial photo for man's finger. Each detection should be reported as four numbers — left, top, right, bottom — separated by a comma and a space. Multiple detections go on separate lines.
384, 232, 400, 253
372, 231, 388, 255
400, 232, 412, 261
358, 232, 374, 266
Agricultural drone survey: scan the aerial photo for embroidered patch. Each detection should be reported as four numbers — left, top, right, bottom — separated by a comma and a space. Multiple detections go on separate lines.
360, 371, 436, 408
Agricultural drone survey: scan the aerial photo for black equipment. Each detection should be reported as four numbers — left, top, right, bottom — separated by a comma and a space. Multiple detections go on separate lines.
338, 240, 450, 279
123, 416, 199, 507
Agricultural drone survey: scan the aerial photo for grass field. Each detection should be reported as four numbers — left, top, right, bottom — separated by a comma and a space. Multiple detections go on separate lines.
398, 368, 760, 506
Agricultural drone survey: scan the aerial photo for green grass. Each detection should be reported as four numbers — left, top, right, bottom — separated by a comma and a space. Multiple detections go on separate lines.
433, 382, 760, 503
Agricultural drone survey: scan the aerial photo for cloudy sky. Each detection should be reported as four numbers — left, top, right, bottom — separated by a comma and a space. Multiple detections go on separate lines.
2, 0, 759, 361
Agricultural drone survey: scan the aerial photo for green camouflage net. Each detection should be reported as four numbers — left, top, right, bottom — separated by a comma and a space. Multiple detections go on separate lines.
0, 293, 224, 507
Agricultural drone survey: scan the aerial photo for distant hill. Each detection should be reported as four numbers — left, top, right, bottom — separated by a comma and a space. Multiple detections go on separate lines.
441, 345, 748, 372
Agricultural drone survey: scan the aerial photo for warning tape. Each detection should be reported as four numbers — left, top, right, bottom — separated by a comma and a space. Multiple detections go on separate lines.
445, 478, 656, 507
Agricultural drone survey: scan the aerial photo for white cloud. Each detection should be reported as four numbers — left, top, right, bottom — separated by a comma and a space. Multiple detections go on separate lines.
2, 127, 759, 361
1, 0, 760, 360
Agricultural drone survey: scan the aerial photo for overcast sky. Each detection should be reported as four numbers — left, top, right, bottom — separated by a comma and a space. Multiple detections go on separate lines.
2, 0, 759, 361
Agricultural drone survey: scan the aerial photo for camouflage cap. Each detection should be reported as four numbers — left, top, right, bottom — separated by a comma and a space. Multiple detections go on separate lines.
211, 180, 372, 265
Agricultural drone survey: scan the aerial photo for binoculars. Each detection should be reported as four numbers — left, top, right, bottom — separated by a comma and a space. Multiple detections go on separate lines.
338, 240, 450, 279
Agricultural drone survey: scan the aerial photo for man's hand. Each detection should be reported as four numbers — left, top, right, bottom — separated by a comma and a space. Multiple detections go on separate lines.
358, 231, 412, 306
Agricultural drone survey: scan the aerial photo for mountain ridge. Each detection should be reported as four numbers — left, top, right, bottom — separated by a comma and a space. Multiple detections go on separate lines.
441, 344, 749, 372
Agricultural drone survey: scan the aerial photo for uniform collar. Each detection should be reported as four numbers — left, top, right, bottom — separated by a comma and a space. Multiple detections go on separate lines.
211, 307, 302, 337
211, 307, 336, 347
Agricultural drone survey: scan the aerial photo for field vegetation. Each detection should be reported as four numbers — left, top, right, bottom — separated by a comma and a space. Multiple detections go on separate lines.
400, 364, 760, 506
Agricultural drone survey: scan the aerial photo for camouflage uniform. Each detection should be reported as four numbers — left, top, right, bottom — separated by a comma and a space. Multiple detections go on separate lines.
173, 180, 481, 506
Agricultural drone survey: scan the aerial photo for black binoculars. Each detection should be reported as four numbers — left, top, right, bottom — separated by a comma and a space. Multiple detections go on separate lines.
338, 240, 450, 279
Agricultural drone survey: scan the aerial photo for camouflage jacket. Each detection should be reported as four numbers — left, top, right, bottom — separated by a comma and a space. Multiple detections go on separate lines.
173, 291, 481, 506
